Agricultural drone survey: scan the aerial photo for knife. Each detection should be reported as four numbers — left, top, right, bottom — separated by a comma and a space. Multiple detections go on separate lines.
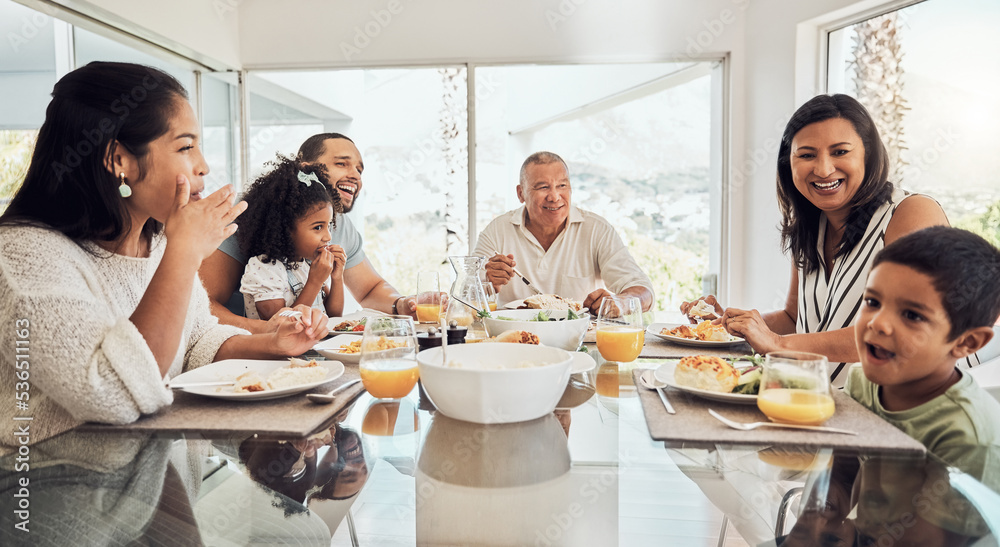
511, 267, 543, 295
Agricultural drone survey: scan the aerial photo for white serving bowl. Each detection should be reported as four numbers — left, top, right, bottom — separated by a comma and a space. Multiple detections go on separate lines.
417, 343, 573, 424
482, 309, 591, 351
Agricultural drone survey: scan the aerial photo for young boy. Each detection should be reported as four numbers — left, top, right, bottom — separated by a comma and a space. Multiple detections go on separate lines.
847, 226, 1000, 491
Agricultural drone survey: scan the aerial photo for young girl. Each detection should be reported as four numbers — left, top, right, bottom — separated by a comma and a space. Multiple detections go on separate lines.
238, 156, 346, 320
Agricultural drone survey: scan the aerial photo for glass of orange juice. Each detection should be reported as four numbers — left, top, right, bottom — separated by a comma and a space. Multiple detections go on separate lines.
359, 316, 419, 399
481, 281, 498, 312
415, 271, 442, 323
595, 296, 644, 362
757, 351, 834, 426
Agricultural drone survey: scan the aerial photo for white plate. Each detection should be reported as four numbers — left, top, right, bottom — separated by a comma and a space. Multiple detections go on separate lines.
169, 359, 344, 401
502, 298, 528, 310
646, 322, 747, 348
328, 309, 385, 334
653, 361, 757, 405
313, 334, 363, 364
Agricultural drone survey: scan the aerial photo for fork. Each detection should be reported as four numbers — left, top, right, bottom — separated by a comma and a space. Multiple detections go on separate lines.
278, 310, 303, 319
708, 409, 857, 435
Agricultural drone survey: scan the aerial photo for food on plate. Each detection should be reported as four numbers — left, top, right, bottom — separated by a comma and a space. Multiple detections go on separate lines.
489, 330, 540, 345
521, 294, 583, 312
732, 361, 763, 395
233, 371, 268, 392
338, 340, 362, 354
687, 299, 720, 321
663, 320, 731, 342
362, 336, 406, 352
233, 359, 328, 392
493, 309, 582, 321
673, 355, 740, 393
332, 318, 367, 332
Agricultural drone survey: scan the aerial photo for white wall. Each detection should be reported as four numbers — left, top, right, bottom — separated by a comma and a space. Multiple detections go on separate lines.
237, 0, 744, 68
735, 0, 866, 309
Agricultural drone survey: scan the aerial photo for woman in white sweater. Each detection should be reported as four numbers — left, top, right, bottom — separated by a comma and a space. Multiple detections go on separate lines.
0, 62, 329, 448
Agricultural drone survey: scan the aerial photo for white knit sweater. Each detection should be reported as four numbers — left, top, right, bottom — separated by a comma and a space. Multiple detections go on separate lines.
0, 225, 247, 449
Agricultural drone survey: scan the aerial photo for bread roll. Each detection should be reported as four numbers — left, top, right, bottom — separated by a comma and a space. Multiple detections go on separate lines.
688, 300, 720, 321
492, 330, 540, 344
673, 355, 739, 393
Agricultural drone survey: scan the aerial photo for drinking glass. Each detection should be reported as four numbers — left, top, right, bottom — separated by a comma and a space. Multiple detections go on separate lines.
595, 296, 644, 362
757, 351, 834, 426
416, 271, 442, 323
481, 281, 498, 312
359, 316, 419, 399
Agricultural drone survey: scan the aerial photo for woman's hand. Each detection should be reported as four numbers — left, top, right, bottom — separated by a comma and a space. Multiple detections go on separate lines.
309, 246, 335, 284
164, 177, 246, 262
719, 307, 785, 354
679, 295, 725, 324
271, 305, 330, 356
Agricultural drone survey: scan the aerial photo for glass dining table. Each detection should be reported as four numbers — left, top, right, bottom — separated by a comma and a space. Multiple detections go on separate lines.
3, 350, 999, 547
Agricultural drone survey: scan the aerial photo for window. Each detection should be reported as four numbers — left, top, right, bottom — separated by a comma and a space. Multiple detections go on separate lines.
0, 0, 240, 211
0, 0, 59, 212
475, 62, 725, 316
827, 0, 1000, 247
247, 67, 468, 298
248, 63, 725, 315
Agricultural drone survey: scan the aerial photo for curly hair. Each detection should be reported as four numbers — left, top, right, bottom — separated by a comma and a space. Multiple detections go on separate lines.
776, 94, 893, 274
237, 154, 342, 269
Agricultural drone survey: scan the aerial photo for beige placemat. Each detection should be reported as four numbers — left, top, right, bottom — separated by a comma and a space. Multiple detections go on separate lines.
632, 369, 926, 454
80, 366, 365, 439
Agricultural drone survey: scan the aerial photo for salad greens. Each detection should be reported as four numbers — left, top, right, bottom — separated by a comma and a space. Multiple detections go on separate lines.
491, 309, 582, 322
730, 353, 765, 395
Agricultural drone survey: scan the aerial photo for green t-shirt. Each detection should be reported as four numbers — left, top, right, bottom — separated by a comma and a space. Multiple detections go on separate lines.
846, 364, 1000, 493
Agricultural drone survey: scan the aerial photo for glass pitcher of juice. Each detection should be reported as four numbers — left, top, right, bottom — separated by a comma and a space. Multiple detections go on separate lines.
445, 256, 490, 342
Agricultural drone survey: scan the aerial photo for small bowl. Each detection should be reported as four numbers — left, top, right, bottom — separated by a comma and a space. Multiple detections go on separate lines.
417, 344, 573, 424
482, 309, 591, 351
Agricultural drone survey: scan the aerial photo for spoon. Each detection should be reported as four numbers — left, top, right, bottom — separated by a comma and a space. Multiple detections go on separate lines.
638, 369, 675, 414
306, 379, 363, 405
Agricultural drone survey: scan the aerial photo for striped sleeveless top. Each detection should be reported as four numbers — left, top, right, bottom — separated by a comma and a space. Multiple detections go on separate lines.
796, 188, 981, 387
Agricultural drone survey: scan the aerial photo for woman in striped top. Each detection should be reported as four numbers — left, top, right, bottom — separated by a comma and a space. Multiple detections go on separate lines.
683, 94, 951, 387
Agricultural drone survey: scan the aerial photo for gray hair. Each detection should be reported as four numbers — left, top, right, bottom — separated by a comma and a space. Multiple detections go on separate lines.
519, 151, 569, 186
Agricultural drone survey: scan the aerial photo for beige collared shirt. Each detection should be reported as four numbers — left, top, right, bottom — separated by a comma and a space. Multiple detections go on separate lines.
473, 206, 654, 306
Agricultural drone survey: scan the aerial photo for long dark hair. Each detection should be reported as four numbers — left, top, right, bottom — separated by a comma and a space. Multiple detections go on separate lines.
0, 62, 188, 245
777, 94, 893, 274
236, 155, 340, 268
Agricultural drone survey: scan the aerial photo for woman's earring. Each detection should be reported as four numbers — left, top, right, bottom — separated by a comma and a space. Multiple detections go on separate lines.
118, 172, 132, 198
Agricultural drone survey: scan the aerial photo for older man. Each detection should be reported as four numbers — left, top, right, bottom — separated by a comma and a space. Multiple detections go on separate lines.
200, 133, 416, 333
474, 151, 654, 312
